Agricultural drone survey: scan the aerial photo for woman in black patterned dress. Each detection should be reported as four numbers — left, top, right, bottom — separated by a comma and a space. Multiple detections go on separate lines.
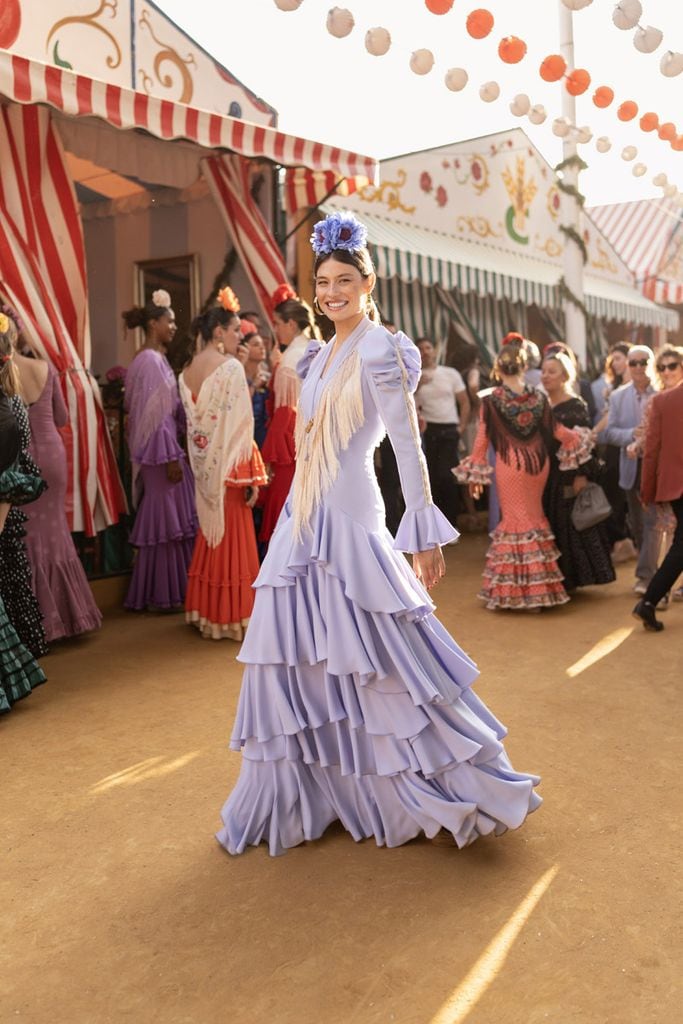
0, 325, 48, 657
541, 351, 615, 592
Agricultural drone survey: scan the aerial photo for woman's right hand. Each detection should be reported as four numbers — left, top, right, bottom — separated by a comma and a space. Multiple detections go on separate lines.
166, 459, 183, 484
469, 482, 483, 500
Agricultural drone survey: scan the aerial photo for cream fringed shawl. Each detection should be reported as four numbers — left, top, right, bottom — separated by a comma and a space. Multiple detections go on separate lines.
292, 321, 374, 541
180, 359, 254, 547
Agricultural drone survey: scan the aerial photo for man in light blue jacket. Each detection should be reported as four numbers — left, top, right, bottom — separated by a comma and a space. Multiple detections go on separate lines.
600, 346, 659, 592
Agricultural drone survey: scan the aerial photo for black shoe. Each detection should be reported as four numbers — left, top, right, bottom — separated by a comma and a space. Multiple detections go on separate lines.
632, 600, 664, 632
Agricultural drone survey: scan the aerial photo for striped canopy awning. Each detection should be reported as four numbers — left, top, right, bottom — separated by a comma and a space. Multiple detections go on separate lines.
332, 207, 679, 331
0, 52, 377, 181
590, 198, 683, 306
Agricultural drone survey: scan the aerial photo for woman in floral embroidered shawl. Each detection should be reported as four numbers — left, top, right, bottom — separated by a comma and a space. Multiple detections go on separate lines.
180, 303, 267, 641
454, 336, 592, 610
123, 293, 197, 612
216, 212, 541, 857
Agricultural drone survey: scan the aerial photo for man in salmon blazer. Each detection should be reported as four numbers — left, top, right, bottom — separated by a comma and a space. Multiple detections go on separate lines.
632, 379, 683, 631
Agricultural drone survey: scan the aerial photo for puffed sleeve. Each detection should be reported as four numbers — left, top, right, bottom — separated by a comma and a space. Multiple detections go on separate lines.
554, 422, 594, 471
362, 329, 457, 552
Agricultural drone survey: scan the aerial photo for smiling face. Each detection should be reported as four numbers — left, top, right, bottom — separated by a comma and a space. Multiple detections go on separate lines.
627, 351, 653, 388
152, 310, 177, 352
314, 256, 374, 327
541, 356, 568, 394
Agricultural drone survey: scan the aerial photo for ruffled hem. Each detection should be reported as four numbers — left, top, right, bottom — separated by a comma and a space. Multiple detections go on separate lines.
128, 466, 197, 547
124, 536, 195, 611
186, 610, 249, 641
452, 458, 494, 486
0, 612, 47, 713
479, 527, 568, 609
29, 557, 102, 642
251, 501, 436, 621
217, 753, 541, 856
393, 503, 458, 553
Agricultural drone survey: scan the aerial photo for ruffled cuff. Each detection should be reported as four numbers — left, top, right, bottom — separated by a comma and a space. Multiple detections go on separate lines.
452, 457, 494, 486
393, 503, 458, 553
558, 426, 594, 472
0, 468, 47, 506
134, 424, 184, 466
226, 443, 269, 488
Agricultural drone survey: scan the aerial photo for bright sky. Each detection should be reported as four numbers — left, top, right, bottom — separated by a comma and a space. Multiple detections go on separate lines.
161, 0, 683, 207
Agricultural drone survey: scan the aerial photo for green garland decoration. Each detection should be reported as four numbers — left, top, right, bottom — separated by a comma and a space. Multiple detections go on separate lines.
556, 179, 586, 206
555, 154, 588, 175
558, 276, 589, 319
559, 224, 588, 264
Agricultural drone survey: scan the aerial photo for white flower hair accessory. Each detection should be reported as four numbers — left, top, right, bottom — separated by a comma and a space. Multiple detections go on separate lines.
152, 289, 172, 309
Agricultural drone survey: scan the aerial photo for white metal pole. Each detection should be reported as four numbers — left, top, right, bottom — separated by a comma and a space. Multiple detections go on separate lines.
558, 1, 587, 367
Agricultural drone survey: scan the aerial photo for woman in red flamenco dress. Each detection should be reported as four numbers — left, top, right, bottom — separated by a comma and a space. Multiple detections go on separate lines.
259, 285, 320, 546
454, 336, 592, 610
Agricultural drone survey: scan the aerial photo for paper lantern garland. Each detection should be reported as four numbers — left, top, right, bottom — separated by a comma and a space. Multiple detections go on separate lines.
612, 1, 642, 31
540, 55, 567, 82
639, 112, 659, 132
365, 27, 391, 56
565, 69, 591, 96
445, 68, 469, 91
273, 0, 303, 10
466, 9, 494, 40
498, 36, 527, 64
660, 51, 683, 77
326, 7, 355, 38
510, 94, 531, 116
617, 101, 639, 122
592, 86, 614, 109
425, 0, 454, 13
479, 81, 500, 102
410, 49, 435, 75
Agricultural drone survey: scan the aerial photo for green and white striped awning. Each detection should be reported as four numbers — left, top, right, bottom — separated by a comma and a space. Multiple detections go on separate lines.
322, 205, 678, 332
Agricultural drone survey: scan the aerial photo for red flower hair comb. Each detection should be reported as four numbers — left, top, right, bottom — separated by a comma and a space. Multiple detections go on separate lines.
270, 283, 297, 311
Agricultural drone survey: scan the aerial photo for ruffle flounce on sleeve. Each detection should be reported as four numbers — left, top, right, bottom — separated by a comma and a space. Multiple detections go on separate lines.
226, 442, 269, 489
452, 457, 494, 486
557, 426, 594, 472
393, 503, 458, 553
134, 422, 185, 466
0, 467, 47, 506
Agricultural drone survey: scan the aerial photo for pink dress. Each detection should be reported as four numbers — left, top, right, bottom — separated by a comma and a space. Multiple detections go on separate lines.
24, 364, 103, 641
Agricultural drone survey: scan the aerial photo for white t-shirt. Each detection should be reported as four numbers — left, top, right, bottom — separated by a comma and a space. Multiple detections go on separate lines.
416, 365, 466, 425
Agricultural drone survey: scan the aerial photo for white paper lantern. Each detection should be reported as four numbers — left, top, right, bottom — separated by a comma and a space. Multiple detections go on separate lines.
552, 117, 572, 137
326, 7, 354, 38
596, 136, 612, 153
273, 0, 303, 10
664, 183, 678, 198
612, 0, 642, 30
660, 51, 683, 77
632, 163, 647, 177
634, 26, 663, 54
621, 145, 638, 161
652, 172, 668, 187
528, 104, 547, 125
479, 81, 500, 103
561, 0, 593, 9
575, 125, 593, 144
445, 68, 468, 92
410, 49, 435, 75
365, 27, 391, 56
510, 94, 531, 116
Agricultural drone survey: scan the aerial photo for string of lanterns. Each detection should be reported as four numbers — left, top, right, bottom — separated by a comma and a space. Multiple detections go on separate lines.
272, 0, 682, 200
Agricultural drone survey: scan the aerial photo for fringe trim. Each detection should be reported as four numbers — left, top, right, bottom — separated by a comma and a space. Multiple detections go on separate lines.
292, 348, 364, 541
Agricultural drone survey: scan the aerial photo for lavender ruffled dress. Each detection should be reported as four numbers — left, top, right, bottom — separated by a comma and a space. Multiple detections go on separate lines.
124, 349, 197, 611
217, 323, 541, 856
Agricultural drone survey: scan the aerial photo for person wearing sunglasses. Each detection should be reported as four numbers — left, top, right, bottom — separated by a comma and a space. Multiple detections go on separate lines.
599, 345, 658, 595
633, 349, 683, 630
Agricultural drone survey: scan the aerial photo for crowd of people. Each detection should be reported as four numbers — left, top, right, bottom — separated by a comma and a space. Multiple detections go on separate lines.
1, 214, 681, 734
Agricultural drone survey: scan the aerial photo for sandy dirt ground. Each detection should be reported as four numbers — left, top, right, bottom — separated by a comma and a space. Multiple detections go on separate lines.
2, 534, 681, 1024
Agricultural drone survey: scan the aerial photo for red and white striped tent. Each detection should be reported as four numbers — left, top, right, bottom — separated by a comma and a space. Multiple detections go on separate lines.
589, 198, 683, 307
0, 52, 376, 534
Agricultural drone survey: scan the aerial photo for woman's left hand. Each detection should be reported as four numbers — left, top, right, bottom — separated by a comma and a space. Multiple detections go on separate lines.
572, 475, 589, 495
245, 486, 259, 508
413, 547, 445, 591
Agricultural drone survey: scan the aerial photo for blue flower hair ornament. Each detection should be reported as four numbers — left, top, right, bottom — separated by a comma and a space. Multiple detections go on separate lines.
310, 211, 368, 256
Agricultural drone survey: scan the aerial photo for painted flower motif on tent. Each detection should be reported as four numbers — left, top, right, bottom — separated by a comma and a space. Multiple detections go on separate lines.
420, 171, 433, 193
547, 185, 561, 220
502, 157, 537, 245
435, 185, 448, 207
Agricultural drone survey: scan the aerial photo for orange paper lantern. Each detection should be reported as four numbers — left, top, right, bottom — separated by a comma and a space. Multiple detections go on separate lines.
425, 0, 454, 12
565, 69, 591, 96
639, 112, 659, 132
540, 54, 567, 81
671, 135, 683, 152
658, 122, 676, 141
592, 86, 614, 108
498, 36, 527, 64
617, 101, 639, 121
466, 9, 494, 39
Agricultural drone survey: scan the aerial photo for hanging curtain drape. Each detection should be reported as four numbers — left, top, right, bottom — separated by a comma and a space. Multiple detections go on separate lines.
374, 275, 440, 345
0, 102, 126, 534
202, 154, 290, 324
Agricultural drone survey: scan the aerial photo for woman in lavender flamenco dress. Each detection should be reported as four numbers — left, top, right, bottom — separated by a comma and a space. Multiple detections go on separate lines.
217, 212, 541, 856
123, 292, 197, 611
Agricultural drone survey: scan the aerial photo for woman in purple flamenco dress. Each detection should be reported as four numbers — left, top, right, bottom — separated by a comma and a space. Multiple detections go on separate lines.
217, 213, 540, 856
123, 292, 197, 611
